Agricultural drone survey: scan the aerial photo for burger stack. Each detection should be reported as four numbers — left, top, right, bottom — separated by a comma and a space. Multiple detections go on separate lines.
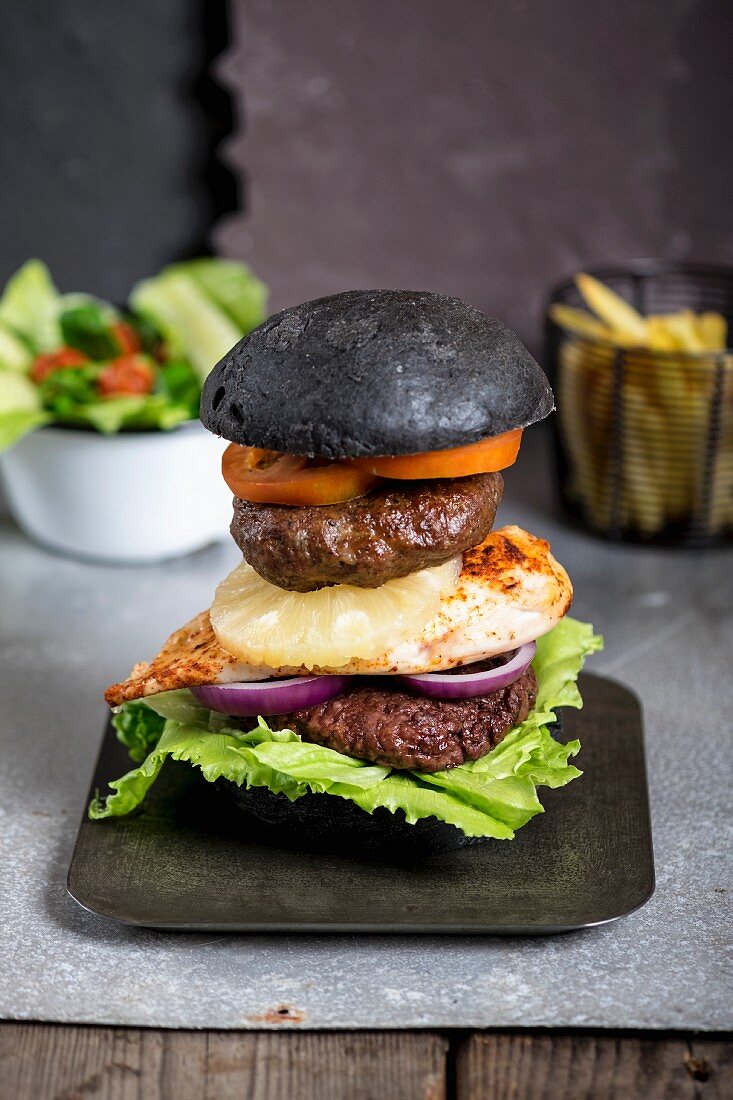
98, 291, 594, 852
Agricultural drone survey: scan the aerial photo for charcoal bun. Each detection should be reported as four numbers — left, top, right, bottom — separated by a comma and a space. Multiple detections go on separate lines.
201, 289, 554, 459
216, 780, 481, 858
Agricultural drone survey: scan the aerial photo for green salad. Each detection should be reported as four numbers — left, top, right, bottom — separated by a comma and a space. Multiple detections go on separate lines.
91, 618, 602, 840
0, 257, 268, 451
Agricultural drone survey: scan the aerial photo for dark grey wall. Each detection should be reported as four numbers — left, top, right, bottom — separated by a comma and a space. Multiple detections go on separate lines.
219, 0, 733, 349
1, 0, 227, 300
2, 0, 731, 349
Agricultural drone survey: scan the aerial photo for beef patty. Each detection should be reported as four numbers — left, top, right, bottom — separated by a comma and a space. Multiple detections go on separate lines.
272, 666, 537, 772
231, 472, 503, 591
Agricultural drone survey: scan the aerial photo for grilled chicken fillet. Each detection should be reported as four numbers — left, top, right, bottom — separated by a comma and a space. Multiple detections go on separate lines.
105, 526, 572, 706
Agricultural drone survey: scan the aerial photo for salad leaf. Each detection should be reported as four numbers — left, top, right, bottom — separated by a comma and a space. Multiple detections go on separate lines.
0, 370, 43, 414
90, 618, 602, 839
0, 257, 270, 448
0, 409, 50, 451
34, 360, 192, 433
0, 321, 33, 372
0, 260, 61, 351
155, 358, 201, 415
38, 364, 100, 411
59, 301, 120, 359
130, 269, 242, 381
54, 394, 194, 434
0, 371, 50, 449
167, 258, 268, 334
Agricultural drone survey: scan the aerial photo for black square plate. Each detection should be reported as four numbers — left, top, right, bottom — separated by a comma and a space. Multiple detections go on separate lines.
67, 673, 654, 934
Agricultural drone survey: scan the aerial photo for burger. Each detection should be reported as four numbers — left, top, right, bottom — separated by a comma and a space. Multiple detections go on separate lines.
92, 290, 602, 855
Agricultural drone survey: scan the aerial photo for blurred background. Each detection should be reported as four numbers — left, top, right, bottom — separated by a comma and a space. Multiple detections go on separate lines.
1, 0, 732, 556
3, 0, 732, 352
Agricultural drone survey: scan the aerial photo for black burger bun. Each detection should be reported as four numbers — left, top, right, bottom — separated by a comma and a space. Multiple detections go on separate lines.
201, 289, 554, 459
216, 780, 481, 858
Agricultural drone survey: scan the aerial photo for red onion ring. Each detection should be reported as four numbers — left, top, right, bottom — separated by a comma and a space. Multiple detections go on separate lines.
394, 641, 537, 700
192, 675, 351, 717
192, 642, 537, 715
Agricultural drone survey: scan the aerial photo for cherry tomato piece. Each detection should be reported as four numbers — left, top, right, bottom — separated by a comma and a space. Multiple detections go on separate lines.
31, 347, 88, 384
98, 355, 155, 397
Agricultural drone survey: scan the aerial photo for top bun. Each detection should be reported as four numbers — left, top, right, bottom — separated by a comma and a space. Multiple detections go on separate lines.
200, 289, 554, 458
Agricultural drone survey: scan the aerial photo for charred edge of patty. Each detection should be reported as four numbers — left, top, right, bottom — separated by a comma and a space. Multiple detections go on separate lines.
230, 472, 504, 591
271, 667, 537, 773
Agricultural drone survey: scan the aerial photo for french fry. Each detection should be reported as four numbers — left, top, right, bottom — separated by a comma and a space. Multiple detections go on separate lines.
697, 312, 727, 351
622, 408, 667, 529
575, 273, 649, 344
656, 310, 706, 353
646, 317, 679, 352
549, 303, 614, 343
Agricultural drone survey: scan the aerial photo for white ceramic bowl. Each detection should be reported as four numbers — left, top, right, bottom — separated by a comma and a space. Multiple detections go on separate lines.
0, 421, 233, 563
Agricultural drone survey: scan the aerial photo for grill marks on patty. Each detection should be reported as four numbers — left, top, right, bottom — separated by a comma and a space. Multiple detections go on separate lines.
230, 472, 504, 591
272, 667, 538, 772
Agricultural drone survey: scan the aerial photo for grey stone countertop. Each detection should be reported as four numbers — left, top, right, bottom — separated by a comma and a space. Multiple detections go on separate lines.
1, 429, 731, 1031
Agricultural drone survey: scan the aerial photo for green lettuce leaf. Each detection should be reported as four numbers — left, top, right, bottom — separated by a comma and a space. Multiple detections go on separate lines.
154, 359, 201, 415
59, 299, 121, 359
91, 618, 602, 838
0, 408, 50, 451
38, 364, 100, 410
129, 259, 268, 381
0, 260, 62, 352
166, 258, 268, 334
0, 369, 43, 415
112, 700, 167, 763
33, 355, 196, 434
90, 719, 391, 820
0, 320, 33, 372
130, 270, 243, 381
0, 371, 50, 451
140, 687, 210, 724
50, 394, 194, 433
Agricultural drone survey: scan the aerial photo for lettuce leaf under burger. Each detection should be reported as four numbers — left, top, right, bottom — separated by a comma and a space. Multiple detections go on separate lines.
90, 617, 602, 839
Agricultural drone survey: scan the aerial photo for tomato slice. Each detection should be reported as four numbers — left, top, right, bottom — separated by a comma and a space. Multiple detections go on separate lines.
97, 355, 155, 397
222, 443, 381, 506
349, 429, 523, 479
31, 347, 88, 384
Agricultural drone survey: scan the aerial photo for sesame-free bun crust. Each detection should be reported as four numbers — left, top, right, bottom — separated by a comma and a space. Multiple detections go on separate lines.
201, 289, 554, 458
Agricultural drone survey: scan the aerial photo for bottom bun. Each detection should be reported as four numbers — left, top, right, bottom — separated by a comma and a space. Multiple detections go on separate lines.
215, 716, 562, 860
216, 780, 481, 858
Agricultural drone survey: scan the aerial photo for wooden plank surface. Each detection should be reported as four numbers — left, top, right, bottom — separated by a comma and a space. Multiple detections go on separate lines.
684, 1040, 733, 1100
455, 1032, 733, 1100
0, 1025, 447, 1100
1, 1024, 731, 1100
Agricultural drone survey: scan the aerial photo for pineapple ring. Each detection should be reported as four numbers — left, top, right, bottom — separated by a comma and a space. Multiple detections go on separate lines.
211, 555, 462, 669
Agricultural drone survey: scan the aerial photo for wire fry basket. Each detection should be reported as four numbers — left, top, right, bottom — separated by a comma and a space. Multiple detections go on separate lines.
546, 262, 733, 547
